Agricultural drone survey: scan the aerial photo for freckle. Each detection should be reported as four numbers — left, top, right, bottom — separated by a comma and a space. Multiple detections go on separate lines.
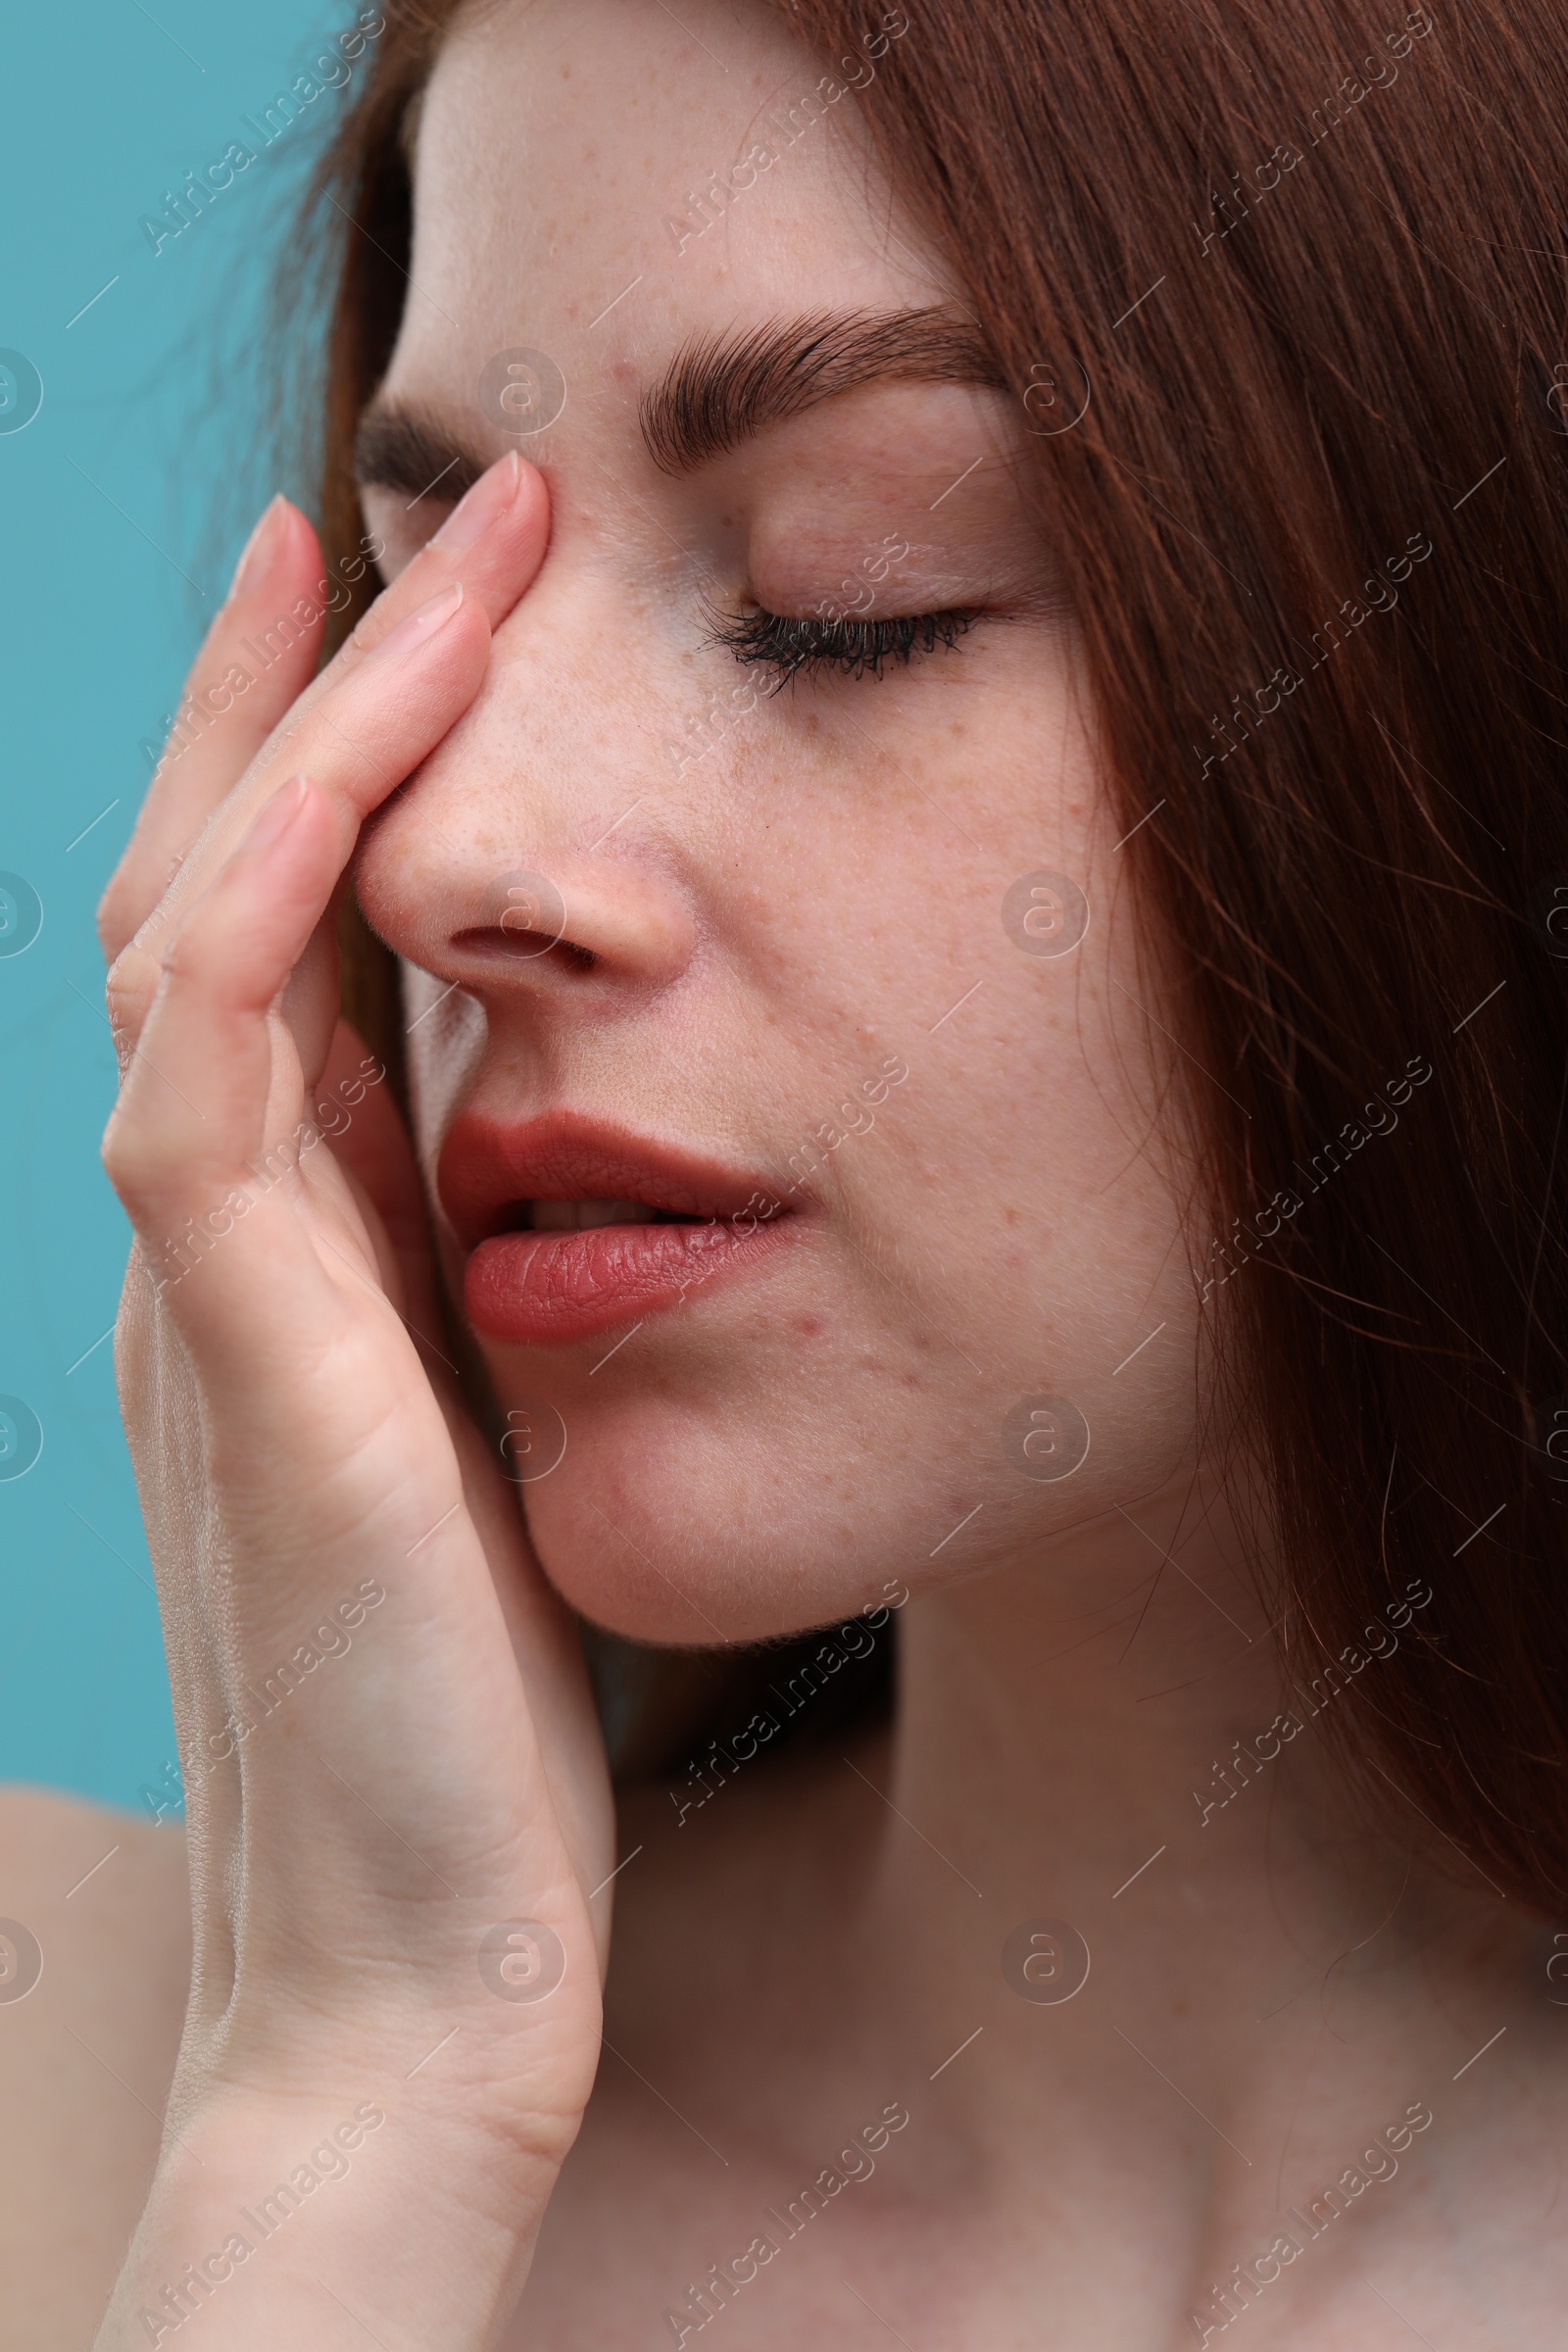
1004, 1206, 1020, 1227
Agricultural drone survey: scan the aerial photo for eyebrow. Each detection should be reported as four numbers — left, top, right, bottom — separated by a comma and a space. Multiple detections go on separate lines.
353, 404, 487, 508
639, 306, 1004, 473
353, 305, 1004, 497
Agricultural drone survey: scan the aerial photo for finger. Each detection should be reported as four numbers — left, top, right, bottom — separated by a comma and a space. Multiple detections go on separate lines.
103, 776, 353, 1325
107, 454, 548, 1045
222, 449, 548, 755
108, 775, 328, 1172
98, 498, 328, 962
311, 1027, 613, 1943
102, 454, 546, 967
315, 1018, 427, 1313
344, 446, 548, 653
106, 573, 490, 1061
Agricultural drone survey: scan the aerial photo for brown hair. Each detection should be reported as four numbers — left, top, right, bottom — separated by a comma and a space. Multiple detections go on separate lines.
296, 0, 1568, 1899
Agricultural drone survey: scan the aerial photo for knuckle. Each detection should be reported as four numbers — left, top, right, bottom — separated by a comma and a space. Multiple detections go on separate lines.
96, 883, 126, 964
100, 1105, 165, 1214
157, 925, 210, 988
104, 949, 150, 1043
97, 863, 151, 965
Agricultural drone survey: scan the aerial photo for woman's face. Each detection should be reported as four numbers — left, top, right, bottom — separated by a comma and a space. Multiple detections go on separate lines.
356, 0, 1201, 1642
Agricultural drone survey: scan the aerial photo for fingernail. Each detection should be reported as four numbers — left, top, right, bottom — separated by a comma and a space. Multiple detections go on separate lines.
228, 495, 289, 600
243, 774, 311, 854
430, 451, 521, 554
369, 579, 465, 662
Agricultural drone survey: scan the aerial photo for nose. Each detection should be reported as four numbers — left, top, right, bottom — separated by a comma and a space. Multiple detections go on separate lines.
397, 848, 697, 986
355, 640, 701, 1011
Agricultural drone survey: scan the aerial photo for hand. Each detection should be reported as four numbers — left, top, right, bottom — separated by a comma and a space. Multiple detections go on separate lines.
93, 457, 615, 2349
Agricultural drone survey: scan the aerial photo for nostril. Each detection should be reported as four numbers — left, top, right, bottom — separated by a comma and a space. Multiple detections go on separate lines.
449, 925, 600, 973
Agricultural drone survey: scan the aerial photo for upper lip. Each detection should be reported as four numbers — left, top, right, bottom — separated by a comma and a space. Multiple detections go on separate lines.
437, 1109, 791, 1249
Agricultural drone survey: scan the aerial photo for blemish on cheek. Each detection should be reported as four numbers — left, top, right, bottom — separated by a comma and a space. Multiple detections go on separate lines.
794, 1312, 825, 1338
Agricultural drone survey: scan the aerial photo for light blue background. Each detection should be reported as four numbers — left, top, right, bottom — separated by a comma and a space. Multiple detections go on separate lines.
0, 3, 372, 1811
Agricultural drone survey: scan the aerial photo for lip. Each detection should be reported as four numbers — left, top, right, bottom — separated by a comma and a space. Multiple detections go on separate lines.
438, 1110, 799, 1346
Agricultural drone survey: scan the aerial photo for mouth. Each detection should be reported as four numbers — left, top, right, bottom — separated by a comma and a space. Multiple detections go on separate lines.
437, 1112, 799, 1347
507, 1199, 705, 1231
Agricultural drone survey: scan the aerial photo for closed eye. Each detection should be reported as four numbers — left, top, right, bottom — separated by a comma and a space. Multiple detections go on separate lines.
705, 602, 981, 689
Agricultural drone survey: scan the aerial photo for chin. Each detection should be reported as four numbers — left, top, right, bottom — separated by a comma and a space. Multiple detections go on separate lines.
515, 1391, 922, 1646
499, 1363, 1184, 1647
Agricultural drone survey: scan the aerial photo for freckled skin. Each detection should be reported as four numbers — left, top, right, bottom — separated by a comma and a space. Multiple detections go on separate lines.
349, 7, 1189, 1654
372, 11, 1568, 2334
29, 4, 1565, 2347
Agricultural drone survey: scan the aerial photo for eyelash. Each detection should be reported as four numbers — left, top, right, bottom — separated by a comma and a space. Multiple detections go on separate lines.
705, 604, 981, 688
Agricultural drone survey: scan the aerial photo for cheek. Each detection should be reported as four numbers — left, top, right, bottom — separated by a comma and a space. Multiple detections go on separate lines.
360, 589, 1199, 1640
516, 694, 1196, 1640
876, 793, 1198, 1507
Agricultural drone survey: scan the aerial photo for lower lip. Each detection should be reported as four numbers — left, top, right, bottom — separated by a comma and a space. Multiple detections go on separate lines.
465, 1216, 795, 1346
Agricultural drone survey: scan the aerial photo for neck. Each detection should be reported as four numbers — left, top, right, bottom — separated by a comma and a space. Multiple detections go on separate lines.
855, 1460, 1514, 2175
893, 1460, 1307, 1910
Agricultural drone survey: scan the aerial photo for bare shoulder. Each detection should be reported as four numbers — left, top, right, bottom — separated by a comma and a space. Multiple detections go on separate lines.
0, 1784, 189, 2349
